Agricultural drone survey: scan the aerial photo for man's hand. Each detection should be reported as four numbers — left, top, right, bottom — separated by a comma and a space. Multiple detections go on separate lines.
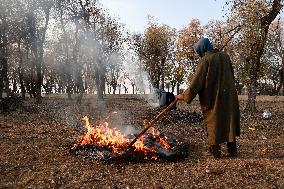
175, 94, 184, 101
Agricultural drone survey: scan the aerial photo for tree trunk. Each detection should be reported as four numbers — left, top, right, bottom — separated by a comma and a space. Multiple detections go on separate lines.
176, 83, 180, 96
246, 77, 257, 113
29, 11, 40, 102
245, 54, 260, 113
35, 56, 43, 103
245, 0, 282, 113
18, 42, 26, 100
276, 60, 284, 95
29, 11, 41, 103
36, 7, 50, 103
0, 58, 9, 99
59, 1, 72, 100
102, 74, 106, 97
0, 61, 3, 99
0, 28, 9, 98
160, 58, 165, 90
171, 84, 176, 93
124, 82, 128, 93
1, 57, 10, 98
132, 84, 135, 94
112, 87, 116, 94
272, 80, 278, 95
12, 76, 17, 94
76, 82, 84, 104
0, 17, 10, 99
150, 67, 160, 89
0, 28, 3, 99
94, 66, 104, 100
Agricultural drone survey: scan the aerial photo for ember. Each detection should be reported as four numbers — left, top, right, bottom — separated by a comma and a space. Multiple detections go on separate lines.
70, 112, 189, 162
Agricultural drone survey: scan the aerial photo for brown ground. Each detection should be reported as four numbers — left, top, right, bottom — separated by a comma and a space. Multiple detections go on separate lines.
1, 95, 284, 189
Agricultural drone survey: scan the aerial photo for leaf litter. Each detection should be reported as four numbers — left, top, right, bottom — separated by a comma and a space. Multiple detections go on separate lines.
0, 95, 283, 188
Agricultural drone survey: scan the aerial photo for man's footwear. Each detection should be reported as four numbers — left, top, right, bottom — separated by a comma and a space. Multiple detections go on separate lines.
209, 145, 221, 159
227, 141, 238, 157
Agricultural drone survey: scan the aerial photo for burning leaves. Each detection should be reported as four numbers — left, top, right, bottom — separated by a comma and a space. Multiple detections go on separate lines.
71, 112, 189, 162
80, 115, 130, 154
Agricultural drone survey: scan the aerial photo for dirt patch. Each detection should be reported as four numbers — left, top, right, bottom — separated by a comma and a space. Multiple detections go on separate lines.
0, 95, 283, 188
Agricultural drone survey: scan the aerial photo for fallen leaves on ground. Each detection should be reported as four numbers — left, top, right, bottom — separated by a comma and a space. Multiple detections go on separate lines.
0, 95, 283, 188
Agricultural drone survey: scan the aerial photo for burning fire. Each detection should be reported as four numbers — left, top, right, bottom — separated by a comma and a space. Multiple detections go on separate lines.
76, 112, 171, 159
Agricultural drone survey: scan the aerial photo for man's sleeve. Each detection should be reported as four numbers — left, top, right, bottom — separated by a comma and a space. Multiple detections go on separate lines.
183, 60, 208, 104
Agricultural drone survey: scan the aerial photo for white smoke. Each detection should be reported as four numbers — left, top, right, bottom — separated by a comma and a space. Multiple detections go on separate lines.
121, 51, 159, 107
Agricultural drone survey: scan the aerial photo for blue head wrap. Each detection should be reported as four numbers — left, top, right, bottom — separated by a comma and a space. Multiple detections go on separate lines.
193, 38, 213, 57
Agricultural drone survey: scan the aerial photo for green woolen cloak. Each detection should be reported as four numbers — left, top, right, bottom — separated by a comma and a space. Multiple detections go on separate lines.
184, 50, 240, 145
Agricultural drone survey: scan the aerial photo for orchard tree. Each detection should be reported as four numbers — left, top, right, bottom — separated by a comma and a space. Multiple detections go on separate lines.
262, 19, 284, 94
204, 20, 227, 50
101, 16, 125, 95
134, 20, 176, 89
227, 0, 283, 113
203, 19, 237, 50
78, 0, 125, 100
176, 19, 204, 75
0, 0, 14, 99
166, 62, 186, 94
24, 0, 54, 103
55, 0, 74, 99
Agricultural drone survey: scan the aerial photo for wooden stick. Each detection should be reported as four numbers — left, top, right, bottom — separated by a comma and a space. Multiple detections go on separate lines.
124, 99, 178, 151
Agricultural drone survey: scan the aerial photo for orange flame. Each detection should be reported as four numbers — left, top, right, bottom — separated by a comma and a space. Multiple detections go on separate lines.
79, 113, 171, 159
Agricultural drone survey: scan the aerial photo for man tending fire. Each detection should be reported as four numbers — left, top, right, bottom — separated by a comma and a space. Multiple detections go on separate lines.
176, 37, 240, 158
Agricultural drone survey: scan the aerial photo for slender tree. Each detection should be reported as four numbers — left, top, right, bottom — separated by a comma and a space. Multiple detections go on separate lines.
227, 0, 283, 113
